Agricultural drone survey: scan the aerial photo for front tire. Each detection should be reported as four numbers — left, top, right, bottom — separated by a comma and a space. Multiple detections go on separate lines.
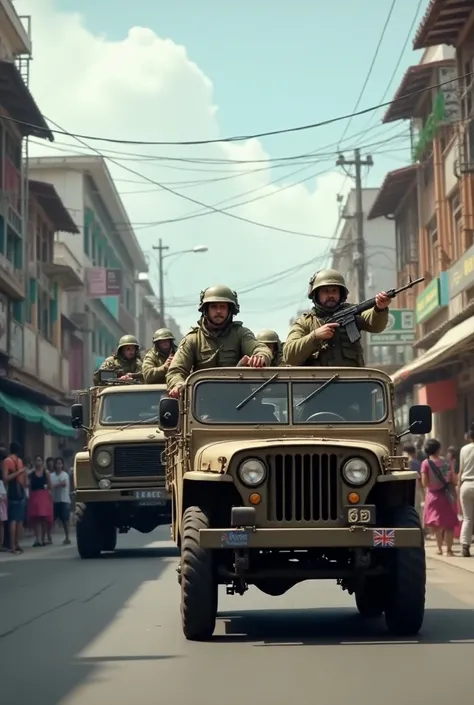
355, 578, 385, 618
180, 506, 218, 640
76, 503, 103, 559
103, 525, 117, 552
384, 506, 425, 636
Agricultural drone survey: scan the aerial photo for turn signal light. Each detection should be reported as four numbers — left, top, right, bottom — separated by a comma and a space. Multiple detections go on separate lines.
348, 492, 360, 504
249, 493, 261, 505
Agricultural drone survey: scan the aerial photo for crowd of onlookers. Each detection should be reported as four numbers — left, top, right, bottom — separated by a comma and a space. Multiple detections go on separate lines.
0, 442, 74, 555
404, 427, 474, 558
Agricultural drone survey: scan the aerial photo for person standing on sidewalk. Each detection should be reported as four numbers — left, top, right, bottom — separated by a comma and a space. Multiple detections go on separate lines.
2, 442, 26, 554
458, 425, 474, 557
50, 457, 71, 545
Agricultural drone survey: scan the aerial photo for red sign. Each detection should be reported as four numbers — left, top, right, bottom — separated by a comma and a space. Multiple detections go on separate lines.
86, 268, 122, 297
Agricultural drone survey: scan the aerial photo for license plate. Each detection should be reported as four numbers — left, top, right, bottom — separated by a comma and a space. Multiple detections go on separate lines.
137, 500, 167, 507
220, 529, 250, 548
343, 505, 376, 525
134, 490, 167, 500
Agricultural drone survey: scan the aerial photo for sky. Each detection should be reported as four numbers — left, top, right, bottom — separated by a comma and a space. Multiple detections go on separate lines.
16, 0, 428, 338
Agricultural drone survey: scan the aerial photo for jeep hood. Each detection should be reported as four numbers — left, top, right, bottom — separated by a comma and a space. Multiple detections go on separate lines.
196, 437, 389, 473
91, 427, 164, 449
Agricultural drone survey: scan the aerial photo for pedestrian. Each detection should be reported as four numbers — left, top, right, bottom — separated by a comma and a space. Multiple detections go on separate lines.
458, 425, 474, 557
27, 455, 53, 547
420, 438, 459, 556
0, 475, 6, 550
2, 441, 27, 554
49, 457, 71, 545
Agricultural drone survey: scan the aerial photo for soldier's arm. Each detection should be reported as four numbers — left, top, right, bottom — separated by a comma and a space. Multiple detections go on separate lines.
240, 328, 273, 364
358, 307, 389, 334
274, 348, 284, 366
166, 335, 195, 391
283, 318, 322, 366
142, 352, 167, 384
133, 359, 144, 383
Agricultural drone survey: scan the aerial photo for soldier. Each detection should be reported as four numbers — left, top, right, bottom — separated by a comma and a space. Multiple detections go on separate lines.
256, 329, 284, 366
166, 284, 273, 398
92, 334, 143, 385
283, 269, 390, 367
142, 328, 177, 384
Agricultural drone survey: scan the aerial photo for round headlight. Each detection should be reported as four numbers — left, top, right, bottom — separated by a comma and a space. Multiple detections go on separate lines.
96, 450, 112, 469
342, 458, 370, 486
238, 458, 267, 487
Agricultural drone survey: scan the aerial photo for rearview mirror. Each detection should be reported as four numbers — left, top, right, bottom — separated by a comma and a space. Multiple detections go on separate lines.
408, 404, 432, 435
71, 403, 84, 429
159, 397, 179, 430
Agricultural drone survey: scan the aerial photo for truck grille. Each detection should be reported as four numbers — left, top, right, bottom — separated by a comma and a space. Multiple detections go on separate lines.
114, 444, 165, 478
266, 453, 339, 522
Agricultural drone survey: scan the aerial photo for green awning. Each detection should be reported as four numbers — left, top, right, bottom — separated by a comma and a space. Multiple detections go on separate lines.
0, 391, 76, 438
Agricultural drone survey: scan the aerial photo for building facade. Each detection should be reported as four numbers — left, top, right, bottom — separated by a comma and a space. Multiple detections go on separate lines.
28, 155, 149, 390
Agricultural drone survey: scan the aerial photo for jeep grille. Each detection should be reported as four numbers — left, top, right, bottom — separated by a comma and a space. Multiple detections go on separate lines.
266, 453, 339, 522
114, 444, 165, 478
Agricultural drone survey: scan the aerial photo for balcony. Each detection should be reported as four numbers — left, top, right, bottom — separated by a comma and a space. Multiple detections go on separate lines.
23, 324, 70, 394
41, 241, 83, 291
0, 0, 31, 57
0, 251, 25, 299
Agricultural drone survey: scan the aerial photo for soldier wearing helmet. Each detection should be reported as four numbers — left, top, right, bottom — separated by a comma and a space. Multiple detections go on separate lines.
166, 284, 272, 398
256, 329, 284, 366
142, 328, 177, 384
92, 334, 143, 385
283, 269, 390, 367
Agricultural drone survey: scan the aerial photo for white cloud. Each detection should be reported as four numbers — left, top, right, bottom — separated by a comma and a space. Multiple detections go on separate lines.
17, 0, 349, 338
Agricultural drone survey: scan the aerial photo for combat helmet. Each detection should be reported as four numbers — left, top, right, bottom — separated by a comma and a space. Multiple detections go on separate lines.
256, 329, 280, 344
307, 269, 349, 301
198, 284, 240, 315
117, 334, 139, 354
152, 328, 175, 343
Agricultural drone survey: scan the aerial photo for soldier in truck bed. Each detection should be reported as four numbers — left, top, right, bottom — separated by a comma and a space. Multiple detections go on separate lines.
256, 329, 284, 366
283, 269, 390, 367
166, 285, 272, 398
142, 328, 177, 384
93, 335, 143, 385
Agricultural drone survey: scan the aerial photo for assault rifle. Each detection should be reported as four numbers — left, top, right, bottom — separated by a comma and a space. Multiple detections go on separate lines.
326, 276, 425, 343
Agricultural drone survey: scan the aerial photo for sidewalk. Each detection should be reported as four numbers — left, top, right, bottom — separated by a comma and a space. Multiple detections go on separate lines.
425, 540, 474, 574
0, 526, 76, 562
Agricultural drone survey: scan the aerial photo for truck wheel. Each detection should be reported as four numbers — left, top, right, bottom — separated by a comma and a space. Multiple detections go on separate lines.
181, 506, 218, 641
355, 578, 385, 618
75, 503, 103, 559
384, 506, 425, 636
103, 525, 117, 552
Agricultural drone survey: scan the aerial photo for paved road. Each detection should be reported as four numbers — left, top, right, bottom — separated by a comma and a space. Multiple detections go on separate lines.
2, 528, 474, 705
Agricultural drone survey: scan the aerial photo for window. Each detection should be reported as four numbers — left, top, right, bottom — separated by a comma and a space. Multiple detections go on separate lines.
427, 217, 438, 274
450, 191, 463, 260
292, 380, 387, 424
193, 381, 289, 425
38, 290, 52, 340
100, 390, 168, 425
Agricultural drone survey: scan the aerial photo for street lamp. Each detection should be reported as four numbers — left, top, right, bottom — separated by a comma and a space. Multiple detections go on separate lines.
152, 239, 209, 323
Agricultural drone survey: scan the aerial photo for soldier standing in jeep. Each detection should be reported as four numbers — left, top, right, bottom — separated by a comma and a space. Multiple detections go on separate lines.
142, 328, 177, 384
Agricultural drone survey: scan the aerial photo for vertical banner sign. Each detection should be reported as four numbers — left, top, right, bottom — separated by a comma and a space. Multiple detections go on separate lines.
86, 268, 122, 298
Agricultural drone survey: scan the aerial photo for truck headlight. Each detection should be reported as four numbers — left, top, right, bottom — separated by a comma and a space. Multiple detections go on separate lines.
342, 458, 370, 486
95, 449, 112, 469
238, 458, 267, 487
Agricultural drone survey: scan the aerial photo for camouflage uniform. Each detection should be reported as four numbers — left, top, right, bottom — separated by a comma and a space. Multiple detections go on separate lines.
142, 328, 177, 384
284, 269, 388, 367
166, 285, 272, 391
93, 334, 143, 385
256, 329, 284, 366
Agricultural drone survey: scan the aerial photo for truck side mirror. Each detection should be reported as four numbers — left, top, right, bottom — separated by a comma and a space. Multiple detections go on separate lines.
159, 397, 179, 430
408, 404, 432, 435
71, 403, 84, 429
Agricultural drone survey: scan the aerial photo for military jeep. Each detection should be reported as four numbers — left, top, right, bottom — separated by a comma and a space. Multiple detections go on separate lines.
70, 371, 171, 559
158, 366, 432, 641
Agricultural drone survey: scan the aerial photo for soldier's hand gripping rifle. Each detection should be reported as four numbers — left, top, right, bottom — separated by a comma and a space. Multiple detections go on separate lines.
326, 276, 425, 344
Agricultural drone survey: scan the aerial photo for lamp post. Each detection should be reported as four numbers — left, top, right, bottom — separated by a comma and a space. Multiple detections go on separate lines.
152, 240, 208, 324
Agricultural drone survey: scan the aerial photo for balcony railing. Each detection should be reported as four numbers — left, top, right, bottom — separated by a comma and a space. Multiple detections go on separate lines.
0, 252, 25, 299
22, 324, 71, 394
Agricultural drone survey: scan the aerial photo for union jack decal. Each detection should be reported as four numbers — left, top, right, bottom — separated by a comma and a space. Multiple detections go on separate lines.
373, 529, 395, 548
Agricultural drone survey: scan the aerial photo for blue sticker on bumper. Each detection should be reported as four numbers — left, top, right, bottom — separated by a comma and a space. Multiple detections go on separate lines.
220, 530, 250, 548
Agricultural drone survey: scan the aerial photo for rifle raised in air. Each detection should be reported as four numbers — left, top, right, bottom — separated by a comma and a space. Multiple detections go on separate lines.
326, 276, 425, 343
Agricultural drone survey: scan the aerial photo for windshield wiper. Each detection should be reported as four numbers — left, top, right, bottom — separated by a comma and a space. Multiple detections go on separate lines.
236, 373, 279, 411
295, 373, 339, 409
118, 414, 160, 431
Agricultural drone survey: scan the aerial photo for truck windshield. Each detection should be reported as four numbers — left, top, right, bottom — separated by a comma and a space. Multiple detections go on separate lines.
100, 391, 167, 425
193, 381, 289, 424
292, 380, 387, 424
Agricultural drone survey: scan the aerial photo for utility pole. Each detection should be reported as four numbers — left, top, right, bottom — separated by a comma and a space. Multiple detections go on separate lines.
336, 149, 373, 302
152, 238, 169, 325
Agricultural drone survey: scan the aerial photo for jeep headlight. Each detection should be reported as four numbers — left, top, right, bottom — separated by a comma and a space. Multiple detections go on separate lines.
95, 449, 112, 469
342, 458, 370, 486
238, 458, 267, 487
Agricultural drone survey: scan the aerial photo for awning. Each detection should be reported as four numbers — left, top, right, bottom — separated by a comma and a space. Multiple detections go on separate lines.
383, 60, 454, 123
0, 391, 75, 437
367, 166, 418, 220
28, 180, 79, 233
413, 0, 473, 50
391, 314, 474, 386
0, 60, 53, 140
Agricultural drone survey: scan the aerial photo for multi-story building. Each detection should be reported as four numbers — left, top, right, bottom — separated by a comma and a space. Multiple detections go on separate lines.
135, 273, 163, 352
28, 155, 148, 390
331, 188, 401, 372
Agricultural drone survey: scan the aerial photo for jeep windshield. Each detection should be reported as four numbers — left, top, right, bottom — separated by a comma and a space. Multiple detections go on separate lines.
193, 381, 289, 424
100, 390, 167, 425
292, 380, 387, 424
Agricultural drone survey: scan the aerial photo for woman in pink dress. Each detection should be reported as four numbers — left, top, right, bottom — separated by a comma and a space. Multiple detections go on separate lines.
420, 438, 459, 556
27, 455, 53, 546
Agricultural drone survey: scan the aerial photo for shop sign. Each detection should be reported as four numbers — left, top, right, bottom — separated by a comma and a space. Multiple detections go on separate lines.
370, 309, 415, 345
415, 272, 449, 324
448, 242, 474, 298
412, 91, 446, 162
